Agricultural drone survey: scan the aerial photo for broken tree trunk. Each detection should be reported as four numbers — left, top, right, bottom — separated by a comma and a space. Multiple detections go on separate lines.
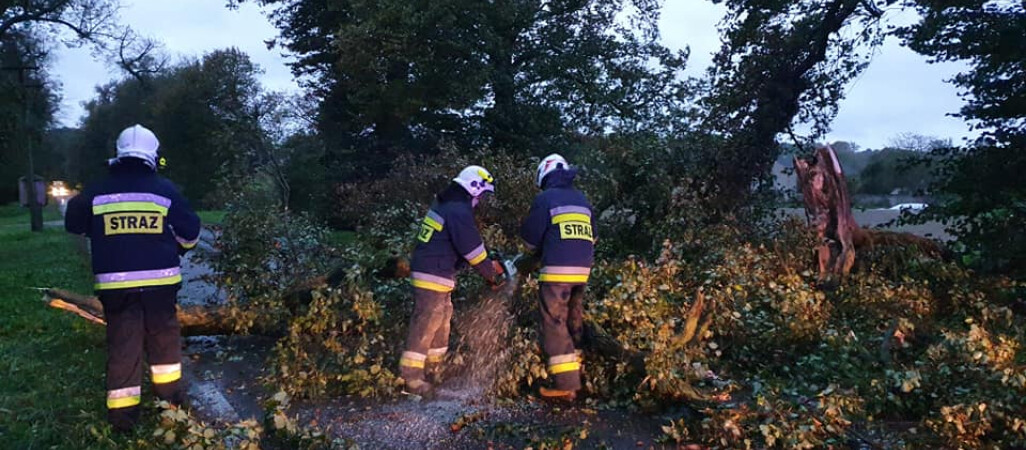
794, 145, 859, 281
42, 262, 376, 334
795, 145, 946, 282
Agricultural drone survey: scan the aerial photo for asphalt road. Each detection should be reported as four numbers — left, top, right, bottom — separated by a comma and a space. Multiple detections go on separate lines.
781, 208, 952, 241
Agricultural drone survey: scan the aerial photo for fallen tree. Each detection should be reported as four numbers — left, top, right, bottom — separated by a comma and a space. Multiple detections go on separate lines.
42, 288, 237, 336
41, 280, 652, 367
41, 257, 412, 336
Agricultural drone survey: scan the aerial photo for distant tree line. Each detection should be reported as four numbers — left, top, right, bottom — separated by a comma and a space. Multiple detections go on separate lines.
830, 135, 949, 197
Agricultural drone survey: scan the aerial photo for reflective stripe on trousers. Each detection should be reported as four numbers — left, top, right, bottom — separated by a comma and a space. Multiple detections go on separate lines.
427, 346, 448, 364
151, 363, 182, 384
547, 353, 581, 375
107, 386, 142, 409
400, 288, 453, 384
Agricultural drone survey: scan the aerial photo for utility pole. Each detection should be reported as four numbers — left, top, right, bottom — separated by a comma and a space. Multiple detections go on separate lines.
2, 64, 45, 231
24, 72, 44, 232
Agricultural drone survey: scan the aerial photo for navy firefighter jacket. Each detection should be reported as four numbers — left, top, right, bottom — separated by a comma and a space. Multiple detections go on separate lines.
520, 169, 595, 284
410, 183, 498, 292
65, 158, 201, 292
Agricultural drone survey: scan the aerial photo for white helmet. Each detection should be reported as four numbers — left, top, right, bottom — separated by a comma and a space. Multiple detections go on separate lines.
453, 165, 495, 198
115, 124, 160, 168
536, 153, 569, 188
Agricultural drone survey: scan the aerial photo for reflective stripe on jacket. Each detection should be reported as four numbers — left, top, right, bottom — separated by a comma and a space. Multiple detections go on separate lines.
64, 158, 201, 291
520, 169, 594, 284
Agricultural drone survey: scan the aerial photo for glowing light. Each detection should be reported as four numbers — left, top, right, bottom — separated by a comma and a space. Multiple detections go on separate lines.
50, 181, 71, 198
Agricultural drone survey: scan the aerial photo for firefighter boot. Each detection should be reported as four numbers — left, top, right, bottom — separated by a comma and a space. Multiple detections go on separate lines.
404, 379, 435, 399
539, 387, 577, 404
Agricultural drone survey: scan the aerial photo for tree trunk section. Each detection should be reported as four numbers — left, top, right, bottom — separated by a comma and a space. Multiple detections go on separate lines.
43, 288, 238, 336
795, 145, 946, 281
794, 145, 859, 281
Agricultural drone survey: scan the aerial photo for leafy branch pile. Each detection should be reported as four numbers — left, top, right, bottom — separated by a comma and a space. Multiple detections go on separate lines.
216, 150, 1024, 448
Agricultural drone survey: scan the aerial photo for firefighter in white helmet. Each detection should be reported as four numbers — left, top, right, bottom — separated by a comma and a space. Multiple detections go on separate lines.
519, 154, 595, 402
399, 165, 506, 396
65, 124, 200, 432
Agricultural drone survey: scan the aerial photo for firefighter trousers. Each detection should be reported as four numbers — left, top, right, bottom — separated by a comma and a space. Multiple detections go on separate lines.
539, 283, 586, 391
98, 287, 184, 431
399, 288, 453, 387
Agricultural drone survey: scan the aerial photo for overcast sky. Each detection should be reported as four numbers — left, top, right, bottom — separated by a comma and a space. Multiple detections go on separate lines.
51, 0, 973, 149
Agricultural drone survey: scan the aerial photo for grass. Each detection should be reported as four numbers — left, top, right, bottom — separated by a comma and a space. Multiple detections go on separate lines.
0, 206, 111, 448
326, 230, 358, 247
0, 202, 63, 225
196, 210, 226, 226
0, 204, 174, 448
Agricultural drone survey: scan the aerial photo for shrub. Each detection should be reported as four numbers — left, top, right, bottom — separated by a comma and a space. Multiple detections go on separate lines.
267, 277, 404, 399
215, 182, 337, 333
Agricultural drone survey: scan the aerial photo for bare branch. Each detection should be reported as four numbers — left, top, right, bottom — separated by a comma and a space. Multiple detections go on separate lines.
113, 29, 168, 84
0, 0, 119, 42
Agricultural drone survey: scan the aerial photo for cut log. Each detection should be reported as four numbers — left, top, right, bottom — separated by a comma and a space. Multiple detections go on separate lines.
42, 288, 238, 336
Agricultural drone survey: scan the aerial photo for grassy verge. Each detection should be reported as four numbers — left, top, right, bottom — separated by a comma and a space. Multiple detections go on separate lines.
196, 210, 226, 226
0, 202, 63, 225
0, 207, 113, 447
0, 205, 181, 448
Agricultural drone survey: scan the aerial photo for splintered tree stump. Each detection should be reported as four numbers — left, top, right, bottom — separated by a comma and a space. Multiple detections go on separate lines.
795, 145, 946, 282
794, 145, 858, 281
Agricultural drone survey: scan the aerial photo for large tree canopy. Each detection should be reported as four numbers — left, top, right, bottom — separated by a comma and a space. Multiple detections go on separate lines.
898, 0, 1026, 275
700, 0, 892, 204
0, 0, 118, 41
901, 0, 1025, 139
0, 28, 58, 203
231, 0, 687, 178
73, 48, 271, 204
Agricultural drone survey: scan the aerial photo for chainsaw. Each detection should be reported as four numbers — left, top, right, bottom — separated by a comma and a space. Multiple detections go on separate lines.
491, 253, 523, 297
